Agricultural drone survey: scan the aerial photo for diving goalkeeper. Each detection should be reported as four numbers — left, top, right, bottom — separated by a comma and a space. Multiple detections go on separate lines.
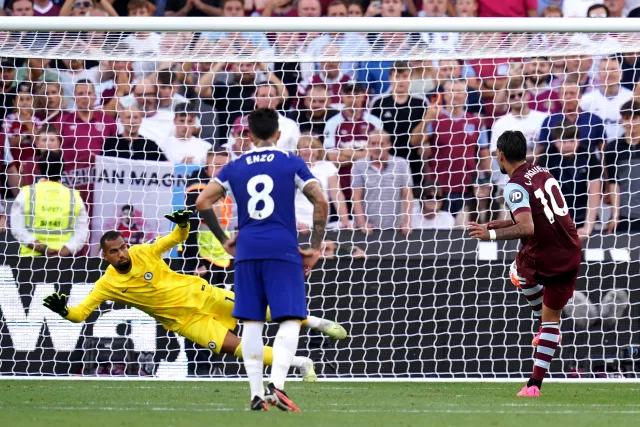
42, 209, 347, 381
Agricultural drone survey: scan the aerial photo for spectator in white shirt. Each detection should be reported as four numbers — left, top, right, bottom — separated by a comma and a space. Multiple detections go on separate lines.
156, 103, 212, 165
411, 186, 456, 230
579, 56, 633, 142
490, 79, 548, 187
253, 83, 301, 152
295, 135, 351, 232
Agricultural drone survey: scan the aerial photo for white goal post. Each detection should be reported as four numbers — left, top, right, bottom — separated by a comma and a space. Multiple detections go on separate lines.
0, 17, 638, 380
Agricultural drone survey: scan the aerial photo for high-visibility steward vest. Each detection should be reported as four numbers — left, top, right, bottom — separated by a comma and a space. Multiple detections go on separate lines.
20, 180, 82, 257
185, 182, 233, 268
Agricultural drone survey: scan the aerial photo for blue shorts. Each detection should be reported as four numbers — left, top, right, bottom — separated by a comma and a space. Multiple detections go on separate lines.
232, 259, 307, 322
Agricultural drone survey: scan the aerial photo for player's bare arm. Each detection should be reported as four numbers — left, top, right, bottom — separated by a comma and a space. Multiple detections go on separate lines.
468, 212, 534, 241
486, 220, 515, 230
195, 180, 231, 246
300, 180, 329, 276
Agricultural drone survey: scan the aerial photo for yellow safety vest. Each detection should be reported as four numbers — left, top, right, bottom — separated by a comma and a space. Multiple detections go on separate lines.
20, 180, 82, 257
184, 183, 233, 268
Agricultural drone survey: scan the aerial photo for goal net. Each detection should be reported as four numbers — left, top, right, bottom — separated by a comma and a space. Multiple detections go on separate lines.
0, 17, 638, 379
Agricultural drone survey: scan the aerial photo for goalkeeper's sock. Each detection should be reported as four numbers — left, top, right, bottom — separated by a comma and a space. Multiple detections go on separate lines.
520, 282, 544, 318
270, 320, 301, 390
530, 322, 560, 386
241, 322, 265, 400
234, 343, 274, 366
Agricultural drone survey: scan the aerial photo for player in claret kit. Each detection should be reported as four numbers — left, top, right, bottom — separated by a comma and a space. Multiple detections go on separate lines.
467, 130, 582, 398
42, 209, 346, 383
196, 108, 330, 412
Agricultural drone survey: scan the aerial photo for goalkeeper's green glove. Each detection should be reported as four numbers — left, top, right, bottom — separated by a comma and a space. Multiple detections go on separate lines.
43, 292, 69, 317
164, 209, 193, 228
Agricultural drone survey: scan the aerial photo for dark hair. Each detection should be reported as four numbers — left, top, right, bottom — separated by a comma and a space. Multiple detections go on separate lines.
552, 123, 579, 142
37, 123, 60, 136
100, 230, 124, 250
74, 79, 95, 93
121, 204, 133, 213
390, 61, 410, 75
496, 130, 527, 162
248, 108, 280, 141
157, 70, 177, 86
587, 3, 609, 17
344, 0, 364, 11
620, 100, 640, 120
327, 0, 347, 10
38, 150, 64, 180
174, 101, 198, 117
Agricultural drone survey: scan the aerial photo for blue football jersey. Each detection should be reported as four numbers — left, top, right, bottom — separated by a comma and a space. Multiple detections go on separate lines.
214, 147, 317, 264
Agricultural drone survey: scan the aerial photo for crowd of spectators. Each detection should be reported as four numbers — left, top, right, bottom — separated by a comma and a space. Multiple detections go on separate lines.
1, 0, 640, 257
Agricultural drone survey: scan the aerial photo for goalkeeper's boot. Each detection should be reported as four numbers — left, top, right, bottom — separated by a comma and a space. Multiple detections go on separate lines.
532, 327, 563, 347
300, 357, 317, 383
250, 396, 269, 411
265, 383, 300, 412
516, 384, 541, 398
319, 321, 348, 340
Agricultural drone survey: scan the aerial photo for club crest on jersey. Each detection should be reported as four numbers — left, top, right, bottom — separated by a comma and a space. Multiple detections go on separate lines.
510, 190, 523, 203
208, 342, 217, 350
144, 272, 153, 281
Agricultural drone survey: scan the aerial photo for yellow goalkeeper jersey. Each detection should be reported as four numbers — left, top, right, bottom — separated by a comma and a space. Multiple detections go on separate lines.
65, 225, 217, 332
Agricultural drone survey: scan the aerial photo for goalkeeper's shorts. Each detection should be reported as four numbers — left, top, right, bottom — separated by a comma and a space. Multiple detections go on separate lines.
177, 287, 238, 354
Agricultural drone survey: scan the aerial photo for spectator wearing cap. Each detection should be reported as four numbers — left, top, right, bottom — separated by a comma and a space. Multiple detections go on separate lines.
538, 123, 602, 240
288, 83, 339, 138
426, 79, 491, 215
3, 83, 44, 165
202, 0, 269, 52
477, 0, 537, 17
59, 79, 118, 202
580, 56, 633, 142
34, 81, 68, 129
604, 100, 640, 234
523, 57, 562, 114
370, 61, 428, 198
156, 103, 212, 165
537, 75, 605, 156
297, 45, 353, 110
352, 130, 413, 235
324, 82, 383, 200
490, 79, 547, 187
60, 0, 118, 16
225, 115, 253, 159
32, 0, 61, 15
103, 105, 167, 162
411, 186, 455, 229
252, 83, 301, 152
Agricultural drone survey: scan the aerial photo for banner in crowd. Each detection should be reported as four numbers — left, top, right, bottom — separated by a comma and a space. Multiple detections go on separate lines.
90, 156, 185, 256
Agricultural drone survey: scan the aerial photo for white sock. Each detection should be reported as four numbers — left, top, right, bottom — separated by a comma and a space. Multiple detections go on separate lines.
241, 322, 265, 399
270, 320, 301, 390
290, 355, 307, 369
304, 315, 324, 330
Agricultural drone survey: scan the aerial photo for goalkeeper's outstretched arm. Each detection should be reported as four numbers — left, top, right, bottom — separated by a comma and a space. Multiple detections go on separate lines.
150, 209, 193, 256
43, 284, 107, 323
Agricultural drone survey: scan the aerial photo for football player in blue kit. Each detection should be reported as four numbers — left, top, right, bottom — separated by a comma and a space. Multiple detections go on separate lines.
196, 108, 329, 412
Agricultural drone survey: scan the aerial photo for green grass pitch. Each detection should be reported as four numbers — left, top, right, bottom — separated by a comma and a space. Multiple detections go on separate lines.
1, 380, 638, 427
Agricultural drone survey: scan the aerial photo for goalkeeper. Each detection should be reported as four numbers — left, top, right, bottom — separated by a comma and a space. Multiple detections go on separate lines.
43, 209, 347, 381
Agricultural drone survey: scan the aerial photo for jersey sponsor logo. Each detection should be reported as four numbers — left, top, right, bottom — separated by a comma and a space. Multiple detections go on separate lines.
510, 190, 524, 203
208, 342, 217, 350
383, 112, 392, 119
144, 272, 153, 281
